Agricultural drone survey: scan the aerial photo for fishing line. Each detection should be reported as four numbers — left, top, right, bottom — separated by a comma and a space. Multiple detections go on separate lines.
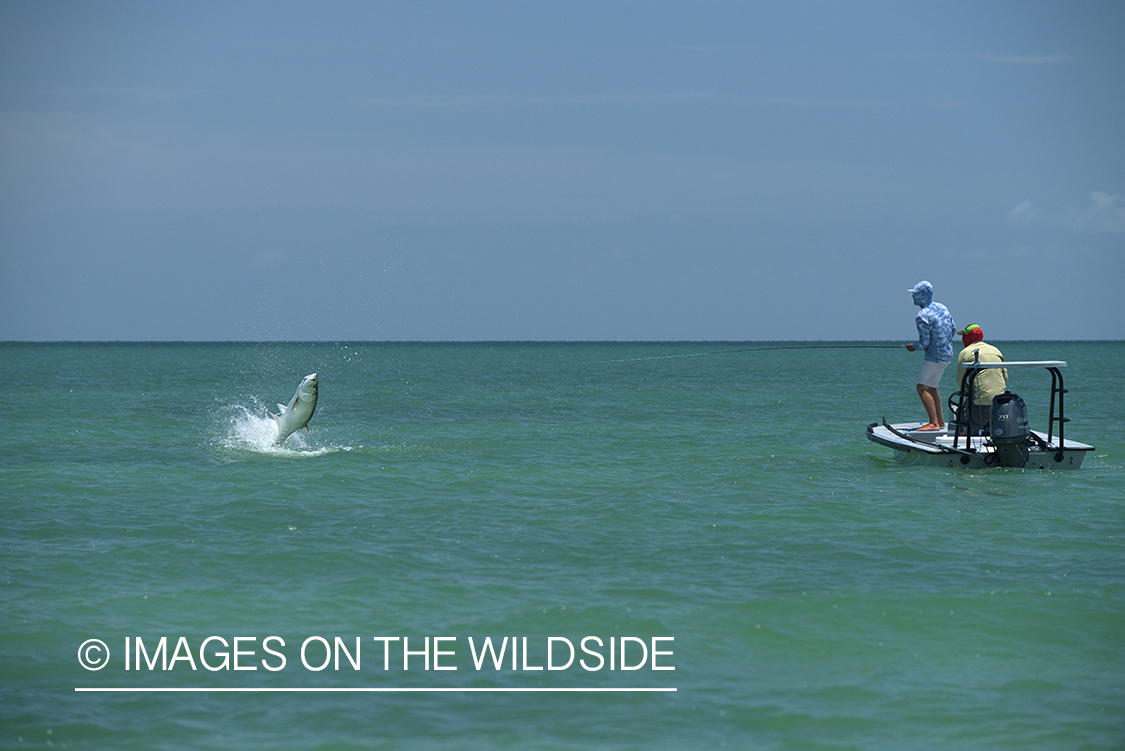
582, 344, 906, 365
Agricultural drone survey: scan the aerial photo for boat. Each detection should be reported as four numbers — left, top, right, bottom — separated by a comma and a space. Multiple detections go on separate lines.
866, 360, 1095, 469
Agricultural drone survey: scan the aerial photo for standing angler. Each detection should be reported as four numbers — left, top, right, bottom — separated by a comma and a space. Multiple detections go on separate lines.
905, 281, 955, 431
271, 373, 319, 444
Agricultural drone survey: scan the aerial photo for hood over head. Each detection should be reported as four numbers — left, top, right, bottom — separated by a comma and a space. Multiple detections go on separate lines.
909, 280, 933, 307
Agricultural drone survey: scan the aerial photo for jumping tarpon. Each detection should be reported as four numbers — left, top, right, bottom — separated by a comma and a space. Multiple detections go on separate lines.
270, 373, 319, 444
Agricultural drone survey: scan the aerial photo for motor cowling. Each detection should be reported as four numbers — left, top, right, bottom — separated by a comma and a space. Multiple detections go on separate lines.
990, 392, 1030, 467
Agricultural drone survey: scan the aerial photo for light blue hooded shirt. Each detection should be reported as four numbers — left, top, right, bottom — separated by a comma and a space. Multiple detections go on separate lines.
910, 281, 955, 364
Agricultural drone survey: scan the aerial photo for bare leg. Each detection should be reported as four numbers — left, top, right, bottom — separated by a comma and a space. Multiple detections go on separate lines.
916, 384, 944, 430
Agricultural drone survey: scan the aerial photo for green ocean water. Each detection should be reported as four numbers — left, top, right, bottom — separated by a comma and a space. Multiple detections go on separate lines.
1, 341, 1122, 750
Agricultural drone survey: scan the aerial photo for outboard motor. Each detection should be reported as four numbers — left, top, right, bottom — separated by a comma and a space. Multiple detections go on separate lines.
990, 392, 1030, 467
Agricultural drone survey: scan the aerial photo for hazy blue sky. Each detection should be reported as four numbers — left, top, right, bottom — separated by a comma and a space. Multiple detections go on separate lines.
2, 1, 1122, 340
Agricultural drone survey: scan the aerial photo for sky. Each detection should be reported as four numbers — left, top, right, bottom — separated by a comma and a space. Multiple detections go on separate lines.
1, 1, 1123, 341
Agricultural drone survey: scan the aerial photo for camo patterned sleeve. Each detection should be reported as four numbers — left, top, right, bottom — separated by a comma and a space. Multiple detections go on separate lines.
913, 302, 955, 363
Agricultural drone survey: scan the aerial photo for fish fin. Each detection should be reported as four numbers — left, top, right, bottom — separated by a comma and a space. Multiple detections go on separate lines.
277, 404, 288, 414
304, 426, 309, 433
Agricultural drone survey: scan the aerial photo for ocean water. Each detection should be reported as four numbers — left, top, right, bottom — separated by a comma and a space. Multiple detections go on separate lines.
1, 341, 1122, 750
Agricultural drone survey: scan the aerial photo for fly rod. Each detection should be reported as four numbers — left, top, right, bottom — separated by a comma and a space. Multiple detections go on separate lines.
583, 344, 906, 365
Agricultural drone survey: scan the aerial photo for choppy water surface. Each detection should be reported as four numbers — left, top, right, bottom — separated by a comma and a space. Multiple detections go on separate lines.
2, 342, 1122, 749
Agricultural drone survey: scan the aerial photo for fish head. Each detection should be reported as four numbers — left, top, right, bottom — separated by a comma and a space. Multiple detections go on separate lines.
297, 373, 319, 402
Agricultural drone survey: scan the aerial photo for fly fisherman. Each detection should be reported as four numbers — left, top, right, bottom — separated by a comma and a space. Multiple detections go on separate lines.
905, 281, 955, 431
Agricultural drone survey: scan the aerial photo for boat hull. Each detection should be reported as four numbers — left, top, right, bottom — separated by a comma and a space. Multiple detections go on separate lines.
866, 422, 1093, 469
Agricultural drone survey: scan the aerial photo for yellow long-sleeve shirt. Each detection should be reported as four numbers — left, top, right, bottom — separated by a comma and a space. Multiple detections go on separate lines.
956, 342, 1007, 405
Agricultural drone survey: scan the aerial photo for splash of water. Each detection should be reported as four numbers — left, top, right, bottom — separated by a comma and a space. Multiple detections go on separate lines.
216, 403, 339, 457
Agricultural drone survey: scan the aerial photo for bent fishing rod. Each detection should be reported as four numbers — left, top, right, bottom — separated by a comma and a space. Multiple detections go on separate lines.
583, 344, 907, 365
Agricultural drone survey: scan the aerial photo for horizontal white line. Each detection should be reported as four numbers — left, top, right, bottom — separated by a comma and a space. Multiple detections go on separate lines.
76, 687, 676, 693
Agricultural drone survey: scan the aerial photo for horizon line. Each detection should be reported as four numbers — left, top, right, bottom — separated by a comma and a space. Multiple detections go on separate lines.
76, 686, 676, 693
4, 338, 1122, 345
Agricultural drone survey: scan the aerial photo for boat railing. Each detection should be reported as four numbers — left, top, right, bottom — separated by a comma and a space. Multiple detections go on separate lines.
955, 360, 1068, 452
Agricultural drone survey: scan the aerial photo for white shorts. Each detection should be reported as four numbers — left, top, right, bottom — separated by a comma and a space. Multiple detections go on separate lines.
918, 360, 949, 388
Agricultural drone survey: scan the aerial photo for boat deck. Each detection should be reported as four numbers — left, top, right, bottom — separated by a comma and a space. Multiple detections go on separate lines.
866, 422, 1094, 469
